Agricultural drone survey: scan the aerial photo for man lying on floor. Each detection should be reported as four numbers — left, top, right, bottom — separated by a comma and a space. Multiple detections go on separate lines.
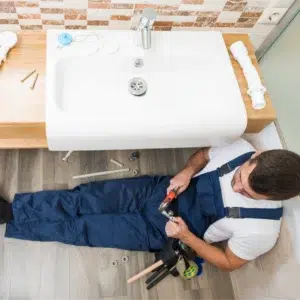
1, 139, 300, 271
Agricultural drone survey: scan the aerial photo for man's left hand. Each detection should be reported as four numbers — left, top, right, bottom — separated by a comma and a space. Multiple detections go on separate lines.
165, 217, 191, 240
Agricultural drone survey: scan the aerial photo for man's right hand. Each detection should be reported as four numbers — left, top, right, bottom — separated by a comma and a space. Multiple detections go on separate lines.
167, 169, 192, 195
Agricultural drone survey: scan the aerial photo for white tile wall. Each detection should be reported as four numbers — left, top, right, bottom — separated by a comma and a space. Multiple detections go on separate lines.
217, 11, 242, 23
18, 19, 42, 25
39, 1, 64, 8
15, 7, 41, 14
41, 14, 64, 20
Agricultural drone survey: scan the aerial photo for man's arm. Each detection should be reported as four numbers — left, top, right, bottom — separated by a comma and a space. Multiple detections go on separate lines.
167, 148, 210, 194
166, 217, 248, 271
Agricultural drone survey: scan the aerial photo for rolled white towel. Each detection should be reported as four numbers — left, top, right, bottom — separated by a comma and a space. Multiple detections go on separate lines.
0, 31, 18, 65
230, 41, 266, 110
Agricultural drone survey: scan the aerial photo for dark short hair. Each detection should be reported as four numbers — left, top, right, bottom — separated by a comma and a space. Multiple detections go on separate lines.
249, 150, 300, 200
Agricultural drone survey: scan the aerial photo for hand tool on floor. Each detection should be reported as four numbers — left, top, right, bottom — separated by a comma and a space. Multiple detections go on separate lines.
127, 239, 198, 289
158, 187, 179, 213
127, 260, 164, 284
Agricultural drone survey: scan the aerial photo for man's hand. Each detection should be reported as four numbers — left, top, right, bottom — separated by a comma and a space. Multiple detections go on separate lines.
167, 169, 192, 195
165, 217, 192, 240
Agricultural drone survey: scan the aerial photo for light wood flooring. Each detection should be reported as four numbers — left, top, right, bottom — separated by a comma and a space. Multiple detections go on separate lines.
0, 148, 235, 300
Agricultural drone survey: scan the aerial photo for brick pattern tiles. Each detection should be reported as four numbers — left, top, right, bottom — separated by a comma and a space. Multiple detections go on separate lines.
0, 0, 289, 31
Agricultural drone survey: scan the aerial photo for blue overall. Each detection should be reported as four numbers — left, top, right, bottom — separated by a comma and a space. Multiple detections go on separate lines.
5, 152, 283, 251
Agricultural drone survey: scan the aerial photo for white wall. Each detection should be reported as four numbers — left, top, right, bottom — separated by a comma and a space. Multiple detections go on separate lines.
230, 13, 300, 300
260, 11, 300, 154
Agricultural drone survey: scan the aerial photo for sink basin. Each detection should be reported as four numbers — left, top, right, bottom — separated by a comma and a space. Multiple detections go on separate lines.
46, 30, 247, 151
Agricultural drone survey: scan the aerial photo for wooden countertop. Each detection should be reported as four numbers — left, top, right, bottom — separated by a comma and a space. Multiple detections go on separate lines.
0, 31, 276, 149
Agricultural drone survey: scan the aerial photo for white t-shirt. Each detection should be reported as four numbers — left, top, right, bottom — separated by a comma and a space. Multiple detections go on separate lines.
195, 138, 282, 261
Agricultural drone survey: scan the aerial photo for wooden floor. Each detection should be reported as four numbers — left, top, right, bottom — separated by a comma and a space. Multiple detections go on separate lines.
0, 148, 234, 300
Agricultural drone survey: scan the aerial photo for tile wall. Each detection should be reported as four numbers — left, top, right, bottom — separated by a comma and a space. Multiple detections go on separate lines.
0, 0, 295, 49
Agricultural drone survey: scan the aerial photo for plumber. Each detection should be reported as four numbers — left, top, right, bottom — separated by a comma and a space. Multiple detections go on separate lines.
1, 138, 300, 271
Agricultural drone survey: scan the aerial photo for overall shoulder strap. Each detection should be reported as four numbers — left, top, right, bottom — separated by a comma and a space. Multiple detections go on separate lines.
217, 151, 255, 177
224, 207, 283, 220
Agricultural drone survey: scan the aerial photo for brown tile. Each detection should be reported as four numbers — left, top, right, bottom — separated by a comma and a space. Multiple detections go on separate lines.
153, 26, 172, 31
215, 22, 235, 27
110, 3, 134, 9
64, 9, 86, 20
224, 0, 247, 12
65, 25, 87, 29
40, 8, 64, 14
134, 4, 156, 9
172, 21, 195, 27
240, 11, 263, 18
65, 14, 87, 20
194, 22, 203, 27
110, 15, 131, 21
176, 10, 199, 16
153, 21, 173, 27
18, 14, 41, 19
156, 5, 179, 10
182, 0, 204, 4
88, 2, 109, 9
64, 9, 86, 14
196, 16, 218, 25
87, 20, 108, 25
20, 24, 42, 29
235, 22, 254, 28
197, 11, 220, 18
14, 1, 39, 7
237, 17, 257, 23
0, 19, 19, 24
0, 1, 16, 13
42, 20, 64, 25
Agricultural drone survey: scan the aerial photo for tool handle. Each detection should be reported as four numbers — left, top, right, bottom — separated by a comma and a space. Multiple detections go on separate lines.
146, 268, 170, 290
145, 264, 167, 284
161, 189, 177, 205
127, 260, 163, 284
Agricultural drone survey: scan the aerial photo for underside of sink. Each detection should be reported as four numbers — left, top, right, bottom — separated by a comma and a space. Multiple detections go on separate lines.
46, 30, 247, 151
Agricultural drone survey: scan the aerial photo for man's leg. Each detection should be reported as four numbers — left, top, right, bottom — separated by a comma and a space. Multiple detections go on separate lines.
5, 175, 170, 250
6, 211, 167, 251
11, 176, 168, 224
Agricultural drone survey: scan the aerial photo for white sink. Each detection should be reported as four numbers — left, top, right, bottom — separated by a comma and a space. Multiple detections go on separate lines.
46, 30, 247, 151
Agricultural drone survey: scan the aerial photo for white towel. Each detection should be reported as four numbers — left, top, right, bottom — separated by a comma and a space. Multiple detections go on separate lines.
0, 31, 18, 65
230, 41, 266, 110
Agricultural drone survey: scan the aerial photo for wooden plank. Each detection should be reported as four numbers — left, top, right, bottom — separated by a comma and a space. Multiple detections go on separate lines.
223, 34, 276, 133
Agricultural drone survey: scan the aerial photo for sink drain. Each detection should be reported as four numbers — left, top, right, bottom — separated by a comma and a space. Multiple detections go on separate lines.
128, 77, 147, 96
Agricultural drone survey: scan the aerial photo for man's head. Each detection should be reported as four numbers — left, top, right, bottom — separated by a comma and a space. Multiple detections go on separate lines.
231, 149, 300, 200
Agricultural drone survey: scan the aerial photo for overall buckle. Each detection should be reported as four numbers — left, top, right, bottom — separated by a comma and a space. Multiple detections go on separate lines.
226, 207, 241, 218
218, 163, 232, 177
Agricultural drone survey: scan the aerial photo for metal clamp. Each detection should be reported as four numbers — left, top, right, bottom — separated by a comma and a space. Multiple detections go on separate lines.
217, 163, 232, 177
226, 207, 241, 218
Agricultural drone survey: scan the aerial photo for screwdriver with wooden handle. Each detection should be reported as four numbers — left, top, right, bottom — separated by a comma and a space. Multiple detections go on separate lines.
158, 187, 179, 213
